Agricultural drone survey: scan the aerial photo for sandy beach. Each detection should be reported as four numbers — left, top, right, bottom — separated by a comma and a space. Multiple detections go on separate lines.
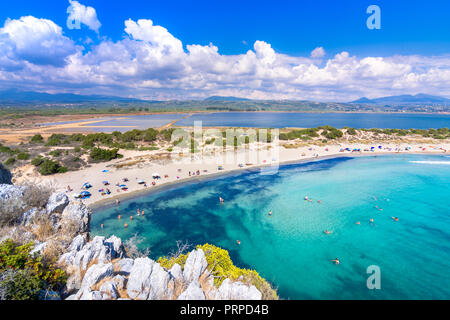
21, 141, 448, 209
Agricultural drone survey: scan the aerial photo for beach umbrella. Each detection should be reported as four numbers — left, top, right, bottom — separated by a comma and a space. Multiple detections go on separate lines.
80, 191, 91, 198
119, 184, 127, 188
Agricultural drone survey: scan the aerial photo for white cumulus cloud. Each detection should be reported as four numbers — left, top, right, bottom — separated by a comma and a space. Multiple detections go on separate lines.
0, 16, 76, 67
67, 0, 101, 33
0, 14, 449, 102
310, 46, 326, 59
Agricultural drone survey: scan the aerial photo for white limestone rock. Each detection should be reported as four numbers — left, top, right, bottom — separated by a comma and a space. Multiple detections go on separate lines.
215, 279, 262, 300
178, 282, 206, 300
46, 192, 69, 214
61, 200, 91, 234
183, 249, 208, 284
126, 257, 154, 300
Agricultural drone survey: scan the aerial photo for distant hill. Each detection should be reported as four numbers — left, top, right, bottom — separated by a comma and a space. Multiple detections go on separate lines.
350, 93, 450, 105
0, 89, 144, 103
205, 96, 251, 101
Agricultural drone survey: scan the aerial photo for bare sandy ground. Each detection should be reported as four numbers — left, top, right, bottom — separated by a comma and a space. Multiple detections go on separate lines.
18, 141, 449, 209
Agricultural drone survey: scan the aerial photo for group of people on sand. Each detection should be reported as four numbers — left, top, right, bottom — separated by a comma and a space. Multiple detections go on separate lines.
189, 170, 201, 177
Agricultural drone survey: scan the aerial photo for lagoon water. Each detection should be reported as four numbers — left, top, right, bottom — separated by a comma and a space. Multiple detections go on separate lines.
92, 154, 450, 299
45, 112, 450, 132
177, 112, 450, 129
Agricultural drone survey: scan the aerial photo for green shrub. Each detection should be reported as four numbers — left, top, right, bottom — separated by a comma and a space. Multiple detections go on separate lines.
31, 156, 45, 167
89, 147, 122, 162
38, 159, 63, 175
30, 134, 44, 143
347, 128, 357, 135
144, 129, 158, 142
0, 145, 17, 155
16, 152, 30, 160
324, 128, 343, 140
45, 134, 69, 146
0, 269, 42, 300
5, 157, 15, 166
0, 240, 66, 300
49, 150, 61, 157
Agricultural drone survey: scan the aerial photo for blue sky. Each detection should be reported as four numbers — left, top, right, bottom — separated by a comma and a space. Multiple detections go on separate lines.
0, 0, 449, 101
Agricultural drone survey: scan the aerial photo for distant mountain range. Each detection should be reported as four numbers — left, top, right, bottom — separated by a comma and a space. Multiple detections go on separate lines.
0, 89, 144, 103
350, 93, 450, 105
204, 96, 251, 101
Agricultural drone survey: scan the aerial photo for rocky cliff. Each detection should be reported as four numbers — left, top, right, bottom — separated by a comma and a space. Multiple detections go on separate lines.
0, 183, 276, 300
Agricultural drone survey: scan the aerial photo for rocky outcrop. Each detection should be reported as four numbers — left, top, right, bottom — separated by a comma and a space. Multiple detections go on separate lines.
0, 184, 27, 207
214, 279, 262, 300
46, 192, 69, 214
1, 181, 268, 301
61, 201, 91, 235
0, 163, 12, 185
178, 282, 205, 300
183, 249, 208, 284
60, 236, 265, 300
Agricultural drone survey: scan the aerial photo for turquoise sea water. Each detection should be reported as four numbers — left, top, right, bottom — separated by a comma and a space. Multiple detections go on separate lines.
91, 155, 450, 299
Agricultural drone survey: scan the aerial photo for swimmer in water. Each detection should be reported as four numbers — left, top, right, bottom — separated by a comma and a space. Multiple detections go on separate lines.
219, 197, 224, 203
137, 209, 140, 216
101, 224, 104, 229
318, 200, 322, 204
304, 196, 308, 201
141, 210, 145, 216
124, 223, 128, 228
236, 240, 241, 245
392, 217, 399, 221
130, 216, 133, 221
269, 210, 272, 216
324, 230, 332, 235
331, 258, 340, 265
356, 221, 361, 225
370, 218, 374, 223
118, 215, 121, 220
115, 199, 120, 206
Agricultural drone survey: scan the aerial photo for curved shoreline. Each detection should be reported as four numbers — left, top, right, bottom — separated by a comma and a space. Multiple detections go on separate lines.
89, 151, 445, 211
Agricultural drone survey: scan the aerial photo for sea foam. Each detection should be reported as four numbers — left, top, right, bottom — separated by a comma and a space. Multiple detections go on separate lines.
409, 161, 450, 165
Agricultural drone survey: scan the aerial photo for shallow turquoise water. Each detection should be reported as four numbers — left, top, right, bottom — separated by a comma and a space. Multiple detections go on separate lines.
92, 155, 450, 299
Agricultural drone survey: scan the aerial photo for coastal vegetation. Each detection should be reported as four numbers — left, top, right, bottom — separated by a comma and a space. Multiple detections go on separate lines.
0, 126, 449, 178
0, 240, 67, 300
157, 243, 278, 300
